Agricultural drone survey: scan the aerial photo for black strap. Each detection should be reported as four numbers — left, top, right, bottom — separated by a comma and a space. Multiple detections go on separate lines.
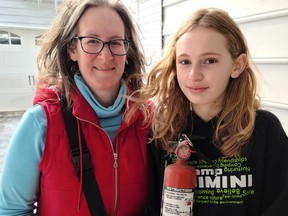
61, 99, 106, 216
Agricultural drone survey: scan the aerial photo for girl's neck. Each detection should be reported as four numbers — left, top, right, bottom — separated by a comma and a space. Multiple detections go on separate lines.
192, 104, 222, 122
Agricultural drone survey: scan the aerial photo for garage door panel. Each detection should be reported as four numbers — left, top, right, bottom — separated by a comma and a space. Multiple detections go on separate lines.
239, 16, 288, 58
0, 74, 32, 89
0, 94, 33, 112
256, 63, 288, 104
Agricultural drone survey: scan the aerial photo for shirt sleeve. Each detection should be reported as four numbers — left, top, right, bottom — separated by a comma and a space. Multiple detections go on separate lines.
0, 104, 46, 216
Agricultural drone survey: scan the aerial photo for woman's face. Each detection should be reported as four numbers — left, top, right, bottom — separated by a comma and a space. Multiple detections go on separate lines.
69, 6, 126, 105
176, 27, 244, 120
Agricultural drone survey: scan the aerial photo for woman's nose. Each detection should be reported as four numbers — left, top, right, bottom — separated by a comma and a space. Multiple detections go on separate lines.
98, 45, 114, 60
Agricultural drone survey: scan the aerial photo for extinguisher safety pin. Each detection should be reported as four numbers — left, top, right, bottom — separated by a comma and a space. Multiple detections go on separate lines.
181, 134, 194, 147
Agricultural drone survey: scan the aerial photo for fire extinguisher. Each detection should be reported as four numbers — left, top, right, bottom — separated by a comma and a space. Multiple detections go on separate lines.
161, 134, 196, 216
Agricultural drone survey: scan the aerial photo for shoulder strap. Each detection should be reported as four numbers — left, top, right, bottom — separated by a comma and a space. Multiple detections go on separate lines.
61, 98, 106, 216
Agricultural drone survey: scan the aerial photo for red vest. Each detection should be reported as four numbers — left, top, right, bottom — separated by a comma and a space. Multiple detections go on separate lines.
35, 89, 149, 216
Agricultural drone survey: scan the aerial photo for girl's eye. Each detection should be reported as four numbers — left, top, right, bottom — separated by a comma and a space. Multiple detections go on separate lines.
178, 59, 191, 65
204, 58, 217, 64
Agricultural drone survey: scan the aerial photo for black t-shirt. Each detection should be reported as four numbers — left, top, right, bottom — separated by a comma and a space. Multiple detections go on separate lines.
145, 110, 288, 216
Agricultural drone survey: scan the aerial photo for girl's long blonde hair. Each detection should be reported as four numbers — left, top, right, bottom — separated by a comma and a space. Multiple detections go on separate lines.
131, 8, 260, 157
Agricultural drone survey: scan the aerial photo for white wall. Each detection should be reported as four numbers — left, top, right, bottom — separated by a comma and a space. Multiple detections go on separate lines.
137, 0, 288, 134
137, 0, 162, 71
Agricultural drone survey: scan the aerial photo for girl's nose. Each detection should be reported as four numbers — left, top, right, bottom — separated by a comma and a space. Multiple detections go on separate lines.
188, 65, 203, 81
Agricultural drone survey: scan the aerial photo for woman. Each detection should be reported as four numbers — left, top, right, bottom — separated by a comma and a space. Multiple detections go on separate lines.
0, 0, 150, 215
134, 8, 288, 216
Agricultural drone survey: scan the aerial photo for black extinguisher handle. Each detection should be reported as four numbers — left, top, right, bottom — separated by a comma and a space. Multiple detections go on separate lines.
181, 134, 215, 168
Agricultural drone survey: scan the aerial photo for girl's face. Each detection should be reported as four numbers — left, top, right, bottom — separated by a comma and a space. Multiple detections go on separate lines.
176, 27, 245, 121
69, 6, 126, 106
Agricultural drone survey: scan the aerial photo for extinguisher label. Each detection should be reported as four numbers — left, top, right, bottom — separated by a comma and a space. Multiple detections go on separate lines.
161, 186, 194, 216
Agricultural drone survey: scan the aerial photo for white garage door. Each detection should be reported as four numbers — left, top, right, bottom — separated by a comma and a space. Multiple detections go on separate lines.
0, 28, 42, 112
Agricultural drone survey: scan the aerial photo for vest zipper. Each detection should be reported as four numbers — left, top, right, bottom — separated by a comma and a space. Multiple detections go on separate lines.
113, 153, 118, 168
113, 146, 119, 215
76, 118, 120, 215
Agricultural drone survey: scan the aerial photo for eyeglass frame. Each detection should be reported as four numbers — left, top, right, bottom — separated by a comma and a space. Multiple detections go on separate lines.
73, 36, 131, 56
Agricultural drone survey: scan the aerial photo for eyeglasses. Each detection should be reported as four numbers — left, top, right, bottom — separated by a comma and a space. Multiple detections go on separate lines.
74, 36, 130, 56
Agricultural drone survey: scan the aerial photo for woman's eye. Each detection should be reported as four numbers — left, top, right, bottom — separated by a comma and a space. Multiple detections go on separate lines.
110, 40, 122, 46
88, 40, 99, 44
204, 58, 217, 64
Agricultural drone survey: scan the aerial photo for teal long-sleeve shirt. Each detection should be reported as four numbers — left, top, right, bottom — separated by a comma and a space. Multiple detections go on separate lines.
0, 74, 126, 215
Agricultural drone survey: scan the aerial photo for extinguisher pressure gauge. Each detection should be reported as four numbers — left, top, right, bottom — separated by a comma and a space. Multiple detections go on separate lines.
175, 142, 191, 160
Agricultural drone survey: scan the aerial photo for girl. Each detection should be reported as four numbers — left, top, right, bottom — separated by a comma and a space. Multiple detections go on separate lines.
136, 8, 288, 216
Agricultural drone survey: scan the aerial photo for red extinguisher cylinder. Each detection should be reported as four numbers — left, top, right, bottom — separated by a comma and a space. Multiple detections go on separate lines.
164, 158, 196, 188
161, 158, 196, 216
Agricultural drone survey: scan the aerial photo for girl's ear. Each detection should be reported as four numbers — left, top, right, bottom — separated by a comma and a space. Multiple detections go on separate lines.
231, 53, 247, 78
